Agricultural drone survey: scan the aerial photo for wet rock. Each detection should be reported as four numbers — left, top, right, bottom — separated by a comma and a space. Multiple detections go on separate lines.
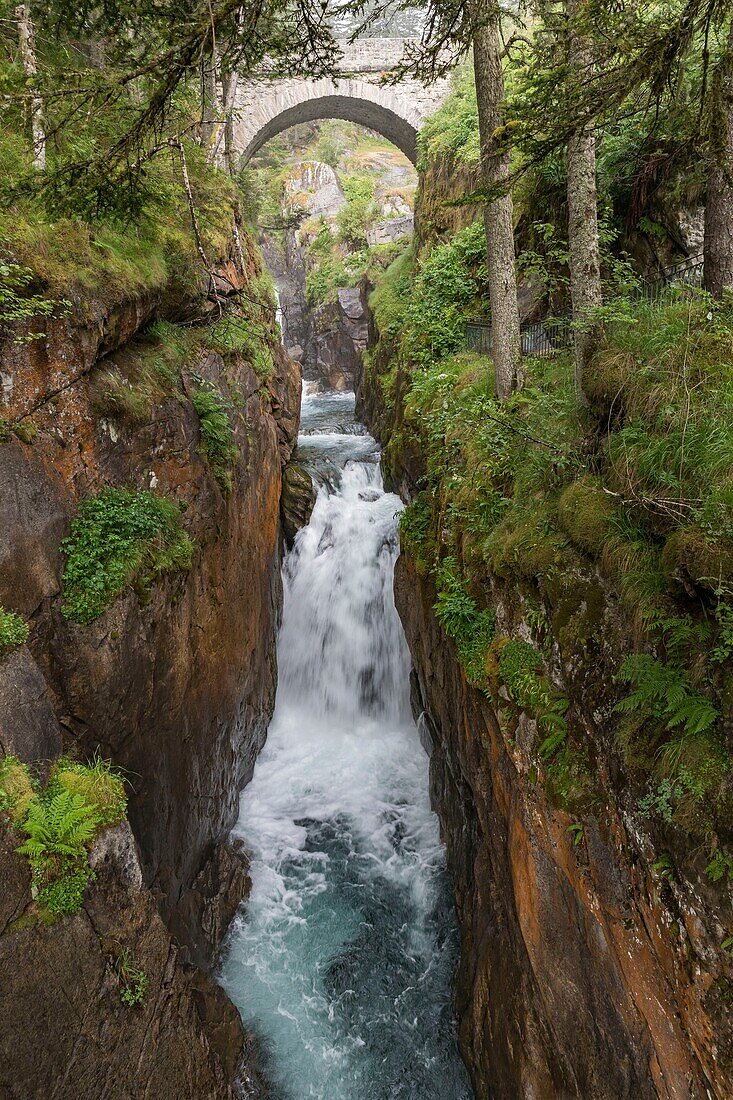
0, 258, 301, 1094
281, 461, 317, 547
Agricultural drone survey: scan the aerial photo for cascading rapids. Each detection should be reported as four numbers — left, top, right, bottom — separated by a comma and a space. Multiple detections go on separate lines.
219, 390, 472, 1100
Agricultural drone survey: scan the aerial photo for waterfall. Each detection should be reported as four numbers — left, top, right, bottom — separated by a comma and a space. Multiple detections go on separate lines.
220, 390, 471, 1100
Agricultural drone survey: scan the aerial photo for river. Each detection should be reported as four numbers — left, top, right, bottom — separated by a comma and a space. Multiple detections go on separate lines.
219, 389, 471, 1100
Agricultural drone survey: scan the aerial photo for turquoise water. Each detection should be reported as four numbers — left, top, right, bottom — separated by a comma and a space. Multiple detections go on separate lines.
219, 391, 472, 1100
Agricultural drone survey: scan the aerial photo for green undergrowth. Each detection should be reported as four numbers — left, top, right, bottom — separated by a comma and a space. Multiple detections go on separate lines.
0, 130, 238, 313
92, 285, 280, 429
0, 606, 29, 656
60, 487, 193, 623
191, 381, 239, 494
91, 319, 193, 423
2, 754, 127, 919
417, 64, 481, 171
374, 227, 733, 848
114, 947, 150, 1007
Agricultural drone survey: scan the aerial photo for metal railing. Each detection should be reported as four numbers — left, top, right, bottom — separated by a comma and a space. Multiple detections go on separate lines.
466, 254, 704, 359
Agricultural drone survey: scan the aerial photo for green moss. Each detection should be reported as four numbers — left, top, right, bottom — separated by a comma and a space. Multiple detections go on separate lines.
0, 756, 34, 822
0, 134, 237, 307
191, 382, 239, 494
661, 526, 733, 592
0, 607, 29, 656
12, 419, 38, 444
557, 478, 619, 556
545, 743, 596, 814
60, 488, 193, 623
483, 508, 569, 582
53, 757, 127, 828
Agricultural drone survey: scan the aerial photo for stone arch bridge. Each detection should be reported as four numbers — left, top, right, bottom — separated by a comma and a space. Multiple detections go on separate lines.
233, 39, 451, 165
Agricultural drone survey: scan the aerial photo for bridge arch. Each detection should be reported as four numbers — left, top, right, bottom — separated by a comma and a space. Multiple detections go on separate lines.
235, 80, 421, 165
232, 40, 451, 167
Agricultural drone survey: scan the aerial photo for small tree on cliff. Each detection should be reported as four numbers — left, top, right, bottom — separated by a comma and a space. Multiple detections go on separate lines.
3, 0, 342, 213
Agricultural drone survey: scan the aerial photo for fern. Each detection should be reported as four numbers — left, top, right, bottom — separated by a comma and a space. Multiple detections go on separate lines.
17, 789, 100, 866
615, 655, 718, 738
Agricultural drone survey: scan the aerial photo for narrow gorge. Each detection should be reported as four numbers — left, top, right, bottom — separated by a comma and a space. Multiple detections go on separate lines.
2, 6, 733, 1100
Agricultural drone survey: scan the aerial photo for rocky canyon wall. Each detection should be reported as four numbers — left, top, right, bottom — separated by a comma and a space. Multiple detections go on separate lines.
357, 314, 733, 1100
0, 240, 300, 1096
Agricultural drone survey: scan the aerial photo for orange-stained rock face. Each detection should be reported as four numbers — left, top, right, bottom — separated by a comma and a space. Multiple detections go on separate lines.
1, 302, 300, 962
0, 263, 300, 1095
394, 551, 733, 1100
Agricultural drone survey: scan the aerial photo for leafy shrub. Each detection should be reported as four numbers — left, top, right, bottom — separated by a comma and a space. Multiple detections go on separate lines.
192, 382, 239, 494
0, 260, 61, 343
434, 558, 495, 687
0, 756, 34, 822
314, 121, 347, 167
336, 176, 378, 247
401, 223, 487, 369
0, 607, 29, 656
305, 254, 350, 305
60, 488, 193, 623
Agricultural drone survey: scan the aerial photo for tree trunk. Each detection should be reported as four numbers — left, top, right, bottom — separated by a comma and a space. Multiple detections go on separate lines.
566, 0, 602, 398
222, 68, 239, 175
471, 2, 521, 400
704, 19, 733, 298
15, 4, 45, 171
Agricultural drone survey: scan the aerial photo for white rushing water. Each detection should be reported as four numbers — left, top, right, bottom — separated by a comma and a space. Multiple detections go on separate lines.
220, 390, 471, 1100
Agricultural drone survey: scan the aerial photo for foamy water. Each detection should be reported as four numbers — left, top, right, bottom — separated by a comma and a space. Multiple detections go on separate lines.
219, 390, 471, 1099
